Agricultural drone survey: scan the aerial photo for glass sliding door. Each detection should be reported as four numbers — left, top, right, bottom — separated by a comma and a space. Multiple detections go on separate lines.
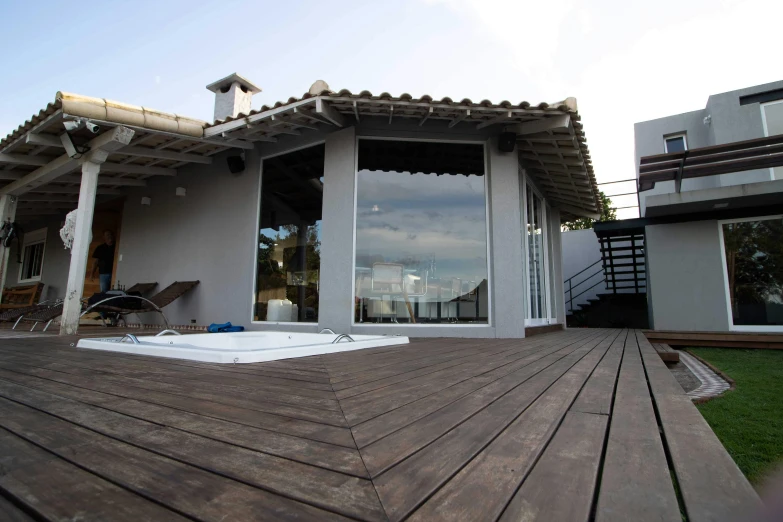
720, 216, 783, 331
254, 144, 324, 323
525, 181, 551, 325
354, 139, 489, 324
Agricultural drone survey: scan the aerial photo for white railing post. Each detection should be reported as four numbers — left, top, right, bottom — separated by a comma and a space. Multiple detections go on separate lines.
0, 194, 18, 305
58, 126, 134, 335
59, 161, 101, 335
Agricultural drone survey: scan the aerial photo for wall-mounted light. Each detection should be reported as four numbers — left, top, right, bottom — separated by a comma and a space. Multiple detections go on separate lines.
176, 187, 187, 197
141, 196, 151, 206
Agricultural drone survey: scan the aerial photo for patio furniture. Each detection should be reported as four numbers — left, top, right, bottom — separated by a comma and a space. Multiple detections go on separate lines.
0, 301, 55, 323
15, 281, 196, 331
1, 282, 44, 310
370, 263, 415, 323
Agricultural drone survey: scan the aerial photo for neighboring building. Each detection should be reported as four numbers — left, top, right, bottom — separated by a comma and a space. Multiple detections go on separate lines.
596, 80, 783, 333
0, 74, 602, 337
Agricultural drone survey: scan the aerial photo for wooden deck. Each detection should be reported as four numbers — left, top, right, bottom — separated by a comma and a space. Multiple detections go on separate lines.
0, 328, 759, 521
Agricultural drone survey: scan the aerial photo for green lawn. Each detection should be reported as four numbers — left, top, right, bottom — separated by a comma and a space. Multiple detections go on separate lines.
689, 348, 783, 486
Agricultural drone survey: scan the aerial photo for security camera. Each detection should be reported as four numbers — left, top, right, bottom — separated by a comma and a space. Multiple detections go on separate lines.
62, 119, 100, 134
63, 120, 82, 132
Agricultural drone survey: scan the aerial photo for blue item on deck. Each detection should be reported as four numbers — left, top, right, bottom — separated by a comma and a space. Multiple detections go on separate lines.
220, 325, 245, 332
208, 322, 245, 333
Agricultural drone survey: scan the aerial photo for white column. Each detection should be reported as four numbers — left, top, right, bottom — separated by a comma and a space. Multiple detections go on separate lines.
59, 161, 101, 335
0, 194, 18, 305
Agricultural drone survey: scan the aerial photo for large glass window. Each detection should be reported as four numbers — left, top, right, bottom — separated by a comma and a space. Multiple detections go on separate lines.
254, 145, 324, 322
19, 227, 46, 283
354, 140, 489, 324
721, 216, 783, 330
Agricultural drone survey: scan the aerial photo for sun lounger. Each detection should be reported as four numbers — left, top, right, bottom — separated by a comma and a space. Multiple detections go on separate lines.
14, 281, 199, 332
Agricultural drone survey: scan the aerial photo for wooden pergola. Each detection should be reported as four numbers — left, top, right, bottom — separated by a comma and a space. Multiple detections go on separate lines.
0, 93, 253, 334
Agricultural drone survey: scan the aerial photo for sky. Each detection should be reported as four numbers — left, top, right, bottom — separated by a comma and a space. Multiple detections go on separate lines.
1, 0, 781, 218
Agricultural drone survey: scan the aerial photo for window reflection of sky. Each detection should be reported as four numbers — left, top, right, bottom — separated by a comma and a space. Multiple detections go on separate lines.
355, 168, 488, 281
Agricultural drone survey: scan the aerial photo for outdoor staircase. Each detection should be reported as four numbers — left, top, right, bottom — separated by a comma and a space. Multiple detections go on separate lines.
566, 224, 648, 328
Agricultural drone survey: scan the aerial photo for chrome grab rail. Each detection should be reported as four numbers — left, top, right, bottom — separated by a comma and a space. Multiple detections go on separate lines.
332, 334, 355, 344
155, 329, 182, 337
120, 334, 140, 344
319, 328, 336, 334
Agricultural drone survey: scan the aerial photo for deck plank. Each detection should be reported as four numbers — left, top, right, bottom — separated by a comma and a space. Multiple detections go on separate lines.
0, 361, 356, 447
0, 328, 759, 522
498, 411, 608, 522
596, 330, 681, 522
372, 330, 616, 521
571, 329, 628, 415
404, 330, 618, 521
637, 331, 761, 522
0, 495, 36, 522
0, 368, 367, 476
0, 397, 368, 521
351, 329, 604, 449
0, 427, 190, 521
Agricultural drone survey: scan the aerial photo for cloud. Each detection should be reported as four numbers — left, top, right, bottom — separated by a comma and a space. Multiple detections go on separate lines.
423, 0, 783, 218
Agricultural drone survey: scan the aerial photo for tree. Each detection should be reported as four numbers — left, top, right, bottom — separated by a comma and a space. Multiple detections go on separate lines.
561, 191, 616, 231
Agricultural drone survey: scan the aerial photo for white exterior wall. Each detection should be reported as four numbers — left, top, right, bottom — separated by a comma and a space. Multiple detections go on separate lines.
561, 229, 604, 312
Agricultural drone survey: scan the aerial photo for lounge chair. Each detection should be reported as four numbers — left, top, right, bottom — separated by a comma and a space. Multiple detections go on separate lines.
0, 301, 58, 323
15, 281, 198, 332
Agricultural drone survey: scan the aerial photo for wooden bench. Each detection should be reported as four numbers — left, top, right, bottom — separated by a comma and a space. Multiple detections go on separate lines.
652, 342, 679, 363
0, 282, 44, 310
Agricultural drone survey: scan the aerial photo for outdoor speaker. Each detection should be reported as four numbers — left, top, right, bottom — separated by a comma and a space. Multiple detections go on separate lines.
226, 155, 245, 174
498, 132, 516, 153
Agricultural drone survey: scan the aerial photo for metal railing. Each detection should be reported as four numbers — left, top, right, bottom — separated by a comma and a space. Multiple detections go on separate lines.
564, 259, 606, 314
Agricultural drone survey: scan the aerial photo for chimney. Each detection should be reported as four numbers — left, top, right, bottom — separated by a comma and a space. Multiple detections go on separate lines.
206, 73, 261, 122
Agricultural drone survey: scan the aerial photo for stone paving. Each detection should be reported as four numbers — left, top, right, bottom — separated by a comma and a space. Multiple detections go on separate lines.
680, 351, 731, 400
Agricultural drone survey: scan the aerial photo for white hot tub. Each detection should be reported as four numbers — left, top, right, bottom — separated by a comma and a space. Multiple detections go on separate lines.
76, 331, 409, 363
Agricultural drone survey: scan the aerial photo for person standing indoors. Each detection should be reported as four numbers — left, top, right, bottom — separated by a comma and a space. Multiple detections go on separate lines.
91, 230, 115, 293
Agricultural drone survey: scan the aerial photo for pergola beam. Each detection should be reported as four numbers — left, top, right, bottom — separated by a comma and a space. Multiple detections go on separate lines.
0, 153, 50, 167
25, 133, 62, 148
27, 186, 122, 196
25, 135, 213, 165
0, 170, 24, 181
117, 145, 213, 164
508, 115, 571, 136
0, 126, 135, 197
476, 111, 513, 130
551, 201, 600, 220
315, 99, 346, 127
448, 109, 471, 128
57, 175, 146, 187
100, 163, 176, 176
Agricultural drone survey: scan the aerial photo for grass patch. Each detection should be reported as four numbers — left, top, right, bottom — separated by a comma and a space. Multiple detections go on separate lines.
689, 348, 783, 486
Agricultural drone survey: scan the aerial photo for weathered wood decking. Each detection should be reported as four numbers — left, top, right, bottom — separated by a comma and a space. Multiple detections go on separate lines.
0, 328, 759, 521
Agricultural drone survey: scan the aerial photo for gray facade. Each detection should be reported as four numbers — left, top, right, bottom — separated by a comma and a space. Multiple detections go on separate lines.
645, 221, 731, 331
636, 80, 783, 215
636, 80, 783, 332
95, 119, 566, 338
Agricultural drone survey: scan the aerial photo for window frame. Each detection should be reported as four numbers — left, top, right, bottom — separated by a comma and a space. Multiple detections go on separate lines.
18, 227, 47, 284
760, 99, 783, 181
717, 214, 783, 332
251, 141, 326, 325
663, 133, 688, 154
352, 136, 493, 327
521, 173, 554, 326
